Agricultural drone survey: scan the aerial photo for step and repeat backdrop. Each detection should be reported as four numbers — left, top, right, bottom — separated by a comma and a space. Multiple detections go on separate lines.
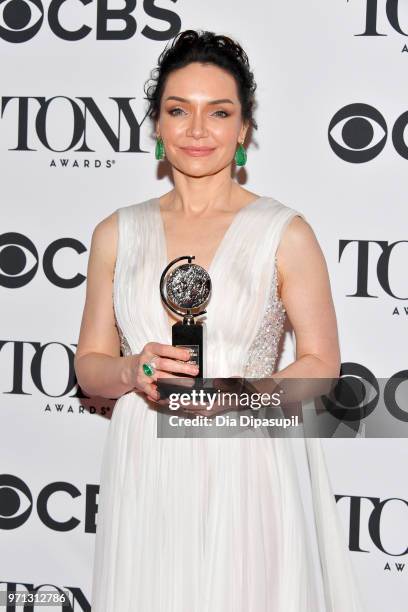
1, 1, 407, 610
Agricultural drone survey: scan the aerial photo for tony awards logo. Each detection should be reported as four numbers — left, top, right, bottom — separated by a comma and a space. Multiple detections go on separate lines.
160, 255, 212, 379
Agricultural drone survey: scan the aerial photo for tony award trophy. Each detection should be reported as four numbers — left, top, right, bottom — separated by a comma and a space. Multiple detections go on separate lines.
158, 255, 211, 396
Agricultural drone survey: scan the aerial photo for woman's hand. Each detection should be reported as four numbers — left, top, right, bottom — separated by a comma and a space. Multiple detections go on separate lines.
122, 342, 199, 403
181, 376, 246, 417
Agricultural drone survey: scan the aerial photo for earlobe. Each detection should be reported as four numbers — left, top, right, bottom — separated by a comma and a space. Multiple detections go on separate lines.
240, 124, 249, 143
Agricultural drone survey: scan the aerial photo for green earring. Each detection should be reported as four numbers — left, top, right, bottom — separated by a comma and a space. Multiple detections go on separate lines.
234, 142, 247, 166
155, 136, 165, 160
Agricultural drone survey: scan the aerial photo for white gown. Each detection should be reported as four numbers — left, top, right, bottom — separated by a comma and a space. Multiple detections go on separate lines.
90, 196, 366, 612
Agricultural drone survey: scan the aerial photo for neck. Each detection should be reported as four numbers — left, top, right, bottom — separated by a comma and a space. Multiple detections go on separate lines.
165, 171, 240, 216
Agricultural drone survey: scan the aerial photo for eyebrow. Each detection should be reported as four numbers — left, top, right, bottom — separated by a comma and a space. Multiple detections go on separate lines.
165, 96, 234, 105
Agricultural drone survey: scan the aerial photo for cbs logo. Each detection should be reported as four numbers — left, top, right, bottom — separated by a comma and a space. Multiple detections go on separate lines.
0, 0, 181, 43
0, 474, 98, 533
322, 362, 408, 425
0, 232, 86, 288
328, 103, 408, 162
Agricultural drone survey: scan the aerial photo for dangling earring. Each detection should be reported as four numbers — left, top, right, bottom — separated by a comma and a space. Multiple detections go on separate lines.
155, 136, 165, 160
235, 142, 247, 166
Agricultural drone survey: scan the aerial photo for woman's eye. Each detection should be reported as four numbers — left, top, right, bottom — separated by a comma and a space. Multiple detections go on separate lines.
213, 110, 229, 118
168, 108, 185, 116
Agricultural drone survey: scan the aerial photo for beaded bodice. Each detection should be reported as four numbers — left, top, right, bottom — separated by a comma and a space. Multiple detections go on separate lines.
242, 261, 286, 377
115, 314, 132, 359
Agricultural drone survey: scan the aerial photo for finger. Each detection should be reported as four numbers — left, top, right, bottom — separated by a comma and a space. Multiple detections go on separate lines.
156, 372, 195, 388
183, 403, 211, 414
141, 380, 158, 398
146, 343, 192, 362
137, 356, 159, 384
151, 356, 199, 377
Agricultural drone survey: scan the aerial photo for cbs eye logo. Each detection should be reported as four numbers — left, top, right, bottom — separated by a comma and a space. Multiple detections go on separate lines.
321, 362, 408, 430
0, 232, 86, 288
0, 474, 33, 529
0, 0, 43, 43
328, 103, 408, 162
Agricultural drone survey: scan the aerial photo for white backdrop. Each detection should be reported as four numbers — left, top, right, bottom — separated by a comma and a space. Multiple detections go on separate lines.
1, 1, 407, 610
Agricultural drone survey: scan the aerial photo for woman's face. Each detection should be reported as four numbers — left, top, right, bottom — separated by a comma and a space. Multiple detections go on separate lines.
156, 62, 248, 177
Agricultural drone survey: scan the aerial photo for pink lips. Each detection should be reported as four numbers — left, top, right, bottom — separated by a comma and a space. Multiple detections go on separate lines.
180, 147, 215, 157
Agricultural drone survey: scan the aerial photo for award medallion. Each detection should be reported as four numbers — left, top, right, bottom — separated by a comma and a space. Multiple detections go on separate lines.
160, 255, 211, 378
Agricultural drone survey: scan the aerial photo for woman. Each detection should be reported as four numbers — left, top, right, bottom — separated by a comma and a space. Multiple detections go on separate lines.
75, 30, 365, 612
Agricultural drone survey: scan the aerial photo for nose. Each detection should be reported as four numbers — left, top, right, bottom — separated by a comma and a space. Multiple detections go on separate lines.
186, 109, 208, 139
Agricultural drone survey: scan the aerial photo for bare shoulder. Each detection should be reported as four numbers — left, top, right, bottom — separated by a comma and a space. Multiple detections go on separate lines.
280, 214, 318, 248
89, 210, 118, 270
276, 214, 328, 288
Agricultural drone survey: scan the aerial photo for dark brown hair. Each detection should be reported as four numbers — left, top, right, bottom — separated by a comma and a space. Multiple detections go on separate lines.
144, 29, 258, 130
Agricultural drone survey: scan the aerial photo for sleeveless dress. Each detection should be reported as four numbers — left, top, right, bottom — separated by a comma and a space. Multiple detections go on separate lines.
90, 196, 366, 612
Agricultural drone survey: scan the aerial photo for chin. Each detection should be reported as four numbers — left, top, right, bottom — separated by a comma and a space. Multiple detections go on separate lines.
171, 160, 221, 177
181, 168, 219, 178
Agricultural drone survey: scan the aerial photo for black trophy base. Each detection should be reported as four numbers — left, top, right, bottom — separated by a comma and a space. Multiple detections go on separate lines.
157, 318, 212, 399
172, 319, 204, 376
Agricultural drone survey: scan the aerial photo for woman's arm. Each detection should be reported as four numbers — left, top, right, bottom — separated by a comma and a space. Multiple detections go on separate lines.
234, 216, 341, 419
74, 211, 196, 401
275, 214, 341, 378
74, 211, 139, 399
